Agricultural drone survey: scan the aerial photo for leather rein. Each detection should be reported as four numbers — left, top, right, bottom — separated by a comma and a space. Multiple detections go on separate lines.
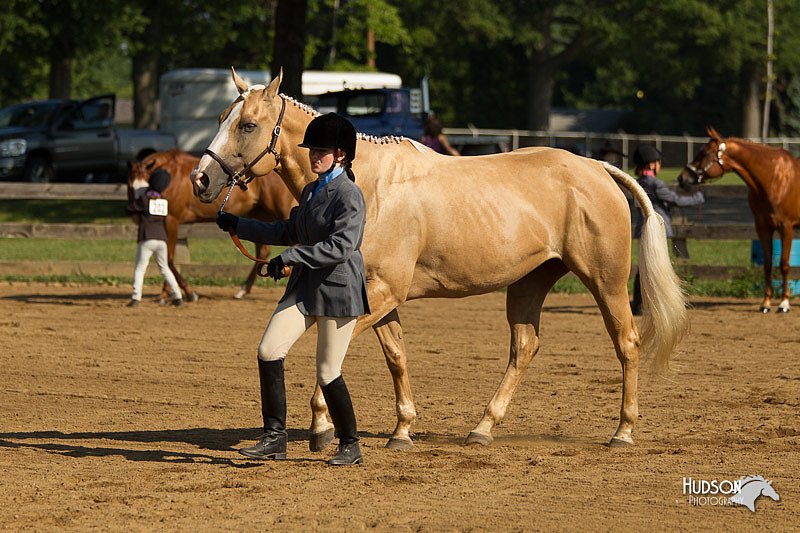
206, 96, 290, 278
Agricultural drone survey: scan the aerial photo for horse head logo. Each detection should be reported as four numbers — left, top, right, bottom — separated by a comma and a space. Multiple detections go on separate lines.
730, 475, 780, 512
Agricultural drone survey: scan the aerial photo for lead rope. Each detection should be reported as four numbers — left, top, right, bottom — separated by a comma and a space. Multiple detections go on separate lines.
219, 176, 290, 278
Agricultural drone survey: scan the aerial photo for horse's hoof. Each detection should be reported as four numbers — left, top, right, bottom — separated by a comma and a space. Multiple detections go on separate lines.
157, 298, 167, 306
188, 292, 199, 303
759, 306, 770, 314
776, 306, 790, 314
609, 436, 634, 447
233, 288, 247, 300
309, 427, 335, 452
464, 431, 493, 446
385, 437, 414, 451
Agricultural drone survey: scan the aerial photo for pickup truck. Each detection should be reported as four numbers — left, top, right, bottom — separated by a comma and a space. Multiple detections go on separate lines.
309, 87, 510, 155
0, 94, 176, 182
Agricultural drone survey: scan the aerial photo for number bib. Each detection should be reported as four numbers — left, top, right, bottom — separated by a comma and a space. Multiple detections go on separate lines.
148, 198, 168, 216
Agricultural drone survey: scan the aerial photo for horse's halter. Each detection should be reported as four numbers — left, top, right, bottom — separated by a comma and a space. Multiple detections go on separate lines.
203, 95, 287, 192
207, 95, 289, 278
685, 141, 727, 183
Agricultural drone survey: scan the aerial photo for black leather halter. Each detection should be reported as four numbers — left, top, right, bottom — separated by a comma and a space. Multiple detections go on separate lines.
203, 95, 287, 190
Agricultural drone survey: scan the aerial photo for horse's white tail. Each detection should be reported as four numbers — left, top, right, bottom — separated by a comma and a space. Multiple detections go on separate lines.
602, 161, 689, 374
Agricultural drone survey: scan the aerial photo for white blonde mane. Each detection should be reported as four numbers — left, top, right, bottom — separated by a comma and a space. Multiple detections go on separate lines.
278, 92, 409, 147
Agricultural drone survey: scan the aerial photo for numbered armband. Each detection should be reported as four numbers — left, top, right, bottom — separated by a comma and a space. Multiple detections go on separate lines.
148, 198, 169, 216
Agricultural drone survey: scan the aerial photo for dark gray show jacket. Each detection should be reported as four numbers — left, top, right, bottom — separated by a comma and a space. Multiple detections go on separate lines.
237, 174, 370, 317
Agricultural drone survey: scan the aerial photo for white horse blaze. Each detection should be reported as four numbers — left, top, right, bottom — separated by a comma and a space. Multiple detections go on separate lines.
196, 101, 243, 174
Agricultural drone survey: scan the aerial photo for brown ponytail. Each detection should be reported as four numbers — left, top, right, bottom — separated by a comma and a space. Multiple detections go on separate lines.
345, 161, 356, 182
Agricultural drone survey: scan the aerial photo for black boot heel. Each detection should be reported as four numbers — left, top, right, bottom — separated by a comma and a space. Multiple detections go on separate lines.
239, 432, 288, 460
327, 441, 363, 466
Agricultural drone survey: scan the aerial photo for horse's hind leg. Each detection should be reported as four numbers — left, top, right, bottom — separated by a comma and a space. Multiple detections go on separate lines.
466, 260, 567, 446
235, 244, 270, 299
572, 258, 641, 446
164, 218, 197, 303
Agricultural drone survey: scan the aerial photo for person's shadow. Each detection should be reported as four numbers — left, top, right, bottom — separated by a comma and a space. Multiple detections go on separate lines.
0, 427, 313, 467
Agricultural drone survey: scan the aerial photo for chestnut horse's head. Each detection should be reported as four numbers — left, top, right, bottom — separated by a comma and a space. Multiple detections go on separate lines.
127, 156, 161, 202
677, 126, 728, 189
192, 67, 285, 203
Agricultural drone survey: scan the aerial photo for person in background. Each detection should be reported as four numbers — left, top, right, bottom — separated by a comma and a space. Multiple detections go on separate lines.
630, 144, 704, 315
216, 113, 369, 466
420, 114, 460, 156
598, 140, 626, 168
126, 168, 184, 308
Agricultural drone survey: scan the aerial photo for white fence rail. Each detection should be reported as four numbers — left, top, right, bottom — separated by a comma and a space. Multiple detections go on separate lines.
443, 128, 800, 166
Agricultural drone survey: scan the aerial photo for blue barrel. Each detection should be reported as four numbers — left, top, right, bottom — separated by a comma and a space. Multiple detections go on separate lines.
751, 239, 800, 295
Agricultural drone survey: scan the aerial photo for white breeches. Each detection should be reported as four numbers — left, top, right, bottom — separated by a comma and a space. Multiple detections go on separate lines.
131, 239, 181, 301
258, 291, 357, 385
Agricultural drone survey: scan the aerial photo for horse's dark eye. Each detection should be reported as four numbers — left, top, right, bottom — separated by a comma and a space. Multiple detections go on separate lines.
241, 122, 257, 133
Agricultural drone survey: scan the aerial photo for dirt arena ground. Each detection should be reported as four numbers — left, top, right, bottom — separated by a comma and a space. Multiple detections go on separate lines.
1, 283, 797, 530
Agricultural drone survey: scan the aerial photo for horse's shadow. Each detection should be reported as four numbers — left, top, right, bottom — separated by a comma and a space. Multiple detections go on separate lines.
0, 427, 333, 467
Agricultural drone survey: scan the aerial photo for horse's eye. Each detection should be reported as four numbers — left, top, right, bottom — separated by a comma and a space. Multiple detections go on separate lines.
241, 122, 257, 133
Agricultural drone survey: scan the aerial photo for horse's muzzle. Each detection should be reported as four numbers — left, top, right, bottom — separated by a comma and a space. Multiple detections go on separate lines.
192, 169, 210, 197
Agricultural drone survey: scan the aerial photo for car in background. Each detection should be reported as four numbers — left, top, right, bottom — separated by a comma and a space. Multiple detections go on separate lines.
0, 95, 176, 182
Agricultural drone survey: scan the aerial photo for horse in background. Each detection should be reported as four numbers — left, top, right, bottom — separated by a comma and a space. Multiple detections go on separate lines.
678, 126, 800, 313
191, 69, 689, 451
128, 150, 296, 301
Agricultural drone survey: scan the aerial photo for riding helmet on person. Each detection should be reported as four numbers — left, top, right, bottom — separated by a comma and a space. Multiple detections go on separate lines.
298, 113, 357, 176
632, 145, 662, 168
148, 168, 171, 193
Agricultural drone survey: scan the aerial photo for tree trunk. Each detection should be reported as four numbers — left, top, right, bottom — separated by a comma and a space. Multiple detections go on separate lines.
132, 50, 159, 129
740, 62, 762, 138
271, 0, 308, 98
48, 51, 72, 99
527, 62, 555, 130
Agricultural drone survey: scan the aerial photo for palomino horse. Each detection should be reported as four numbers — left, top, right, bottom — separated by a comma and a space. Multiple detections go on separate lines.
192, 70, 688, 450
128, 150, 296, 300
678, 127, 800, 313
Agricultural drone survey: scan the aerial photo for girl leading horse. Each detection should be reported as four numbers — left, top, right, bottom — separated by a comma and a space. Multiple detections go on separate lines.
191, 69, 689, 450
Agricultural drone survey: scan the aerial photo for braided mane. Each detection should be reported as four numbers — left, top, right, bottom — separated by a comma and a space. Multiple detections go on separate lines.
279, 92, 408, 147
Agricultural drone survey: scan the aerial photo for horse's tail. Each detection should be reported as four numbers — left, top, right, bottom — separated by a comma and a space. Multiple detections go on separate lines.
601, 161, 689, 374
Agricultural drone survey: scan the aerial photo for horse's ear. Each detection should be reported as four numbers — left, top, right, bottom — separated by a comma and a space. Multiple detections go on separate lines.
264, 68, 283, 101
706, 125, 722, 141
231, 66, 249, 95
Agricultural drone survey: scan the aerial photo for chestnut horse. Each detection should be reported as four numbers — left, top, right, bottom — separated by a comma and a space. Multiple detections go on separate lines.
128, 150, 296, 301
192, 70, 688, 450
678, 127, 800, 313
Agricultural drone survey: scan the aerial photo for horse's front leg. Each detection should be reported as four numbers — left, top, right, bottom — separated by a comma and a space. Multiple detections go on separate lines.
308, 384, 335, 451
309, 311, 414, 451
755, 223, 775, 313
777, 226, 793, 313
372, 308, 416, 450
234, 244, 270, 299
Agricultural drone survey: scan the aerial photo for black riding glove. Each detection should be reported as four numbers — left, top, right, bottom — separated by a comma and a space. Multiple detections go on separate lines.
216, 212, 239, 232
267, 255, 286, 281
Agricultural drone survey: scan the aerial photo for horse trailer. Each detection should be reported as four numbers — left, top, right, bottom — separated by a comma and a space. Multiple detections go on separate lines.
159, 68, 402, 155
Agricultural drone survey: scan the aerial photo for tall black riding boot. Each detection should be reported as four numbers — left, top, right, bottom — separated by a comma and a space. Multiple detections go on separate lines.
320, 375, 362, 466
631, 271, 642, 316
239, 358, 287, 460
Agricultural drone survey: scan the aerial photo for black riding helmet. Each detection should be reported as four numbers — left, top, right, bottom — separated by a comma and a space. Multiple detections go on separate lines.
148, 168, 171, 193
632, 145, 662, 167
298, 113, 357, 161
